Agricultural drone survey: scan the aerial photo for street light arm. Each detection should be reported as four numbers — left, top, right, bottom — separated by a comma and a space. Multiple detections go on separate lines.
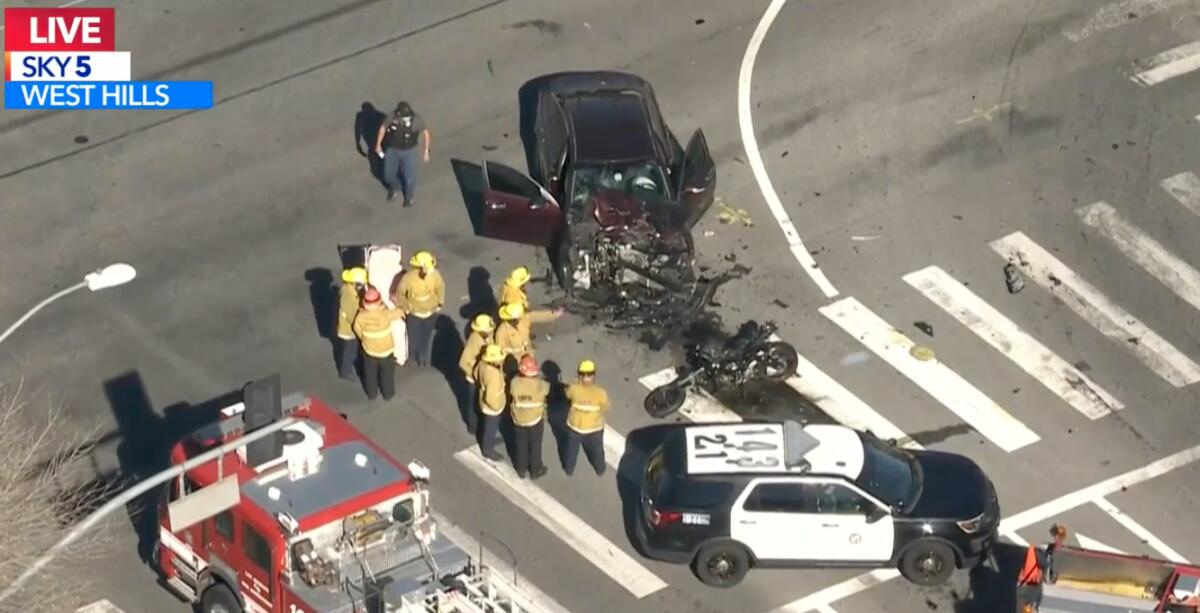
0, 281, 88, 347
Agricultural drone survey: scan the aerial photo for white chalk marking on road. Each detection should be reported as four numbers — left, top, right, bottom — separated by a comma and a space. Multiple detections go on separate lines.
1075, 532, 1128, 555
1133, 39, 1200, 85
1078, 201, 1200, 313
75, 600, 125, 613
771, 335, 923, 449
739, 0, 839, 299
1065, 0, 1195, 42
639, 368, 743, 423
432, 511, 575, 613
778, 440, 1200, 612
991, 231, 1200, 387
1093, 496, 1188, 562
904, 265, 1122, 419
1160, 171, 1200, 216
454, 448, 668, 598
818, 297, 1040, 452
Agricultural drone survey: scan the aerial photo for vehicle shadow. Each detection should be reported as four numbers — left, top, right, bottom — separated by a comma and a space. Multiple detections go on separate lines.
102, 372, 236, 564
616, 424, 676, 555
430, 315, 474, 434
460, 266, 497, 321
304, 267, 339, 373
952, 542, 1026, 613
354, 101, 387, 185
449, 158, 485, 235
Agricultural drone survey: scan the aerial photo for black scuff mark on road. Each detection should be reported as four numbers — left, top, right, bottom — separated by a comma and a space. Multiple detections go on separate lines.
758, 107, 821, 149
507, 19, 563, 36
904, 423, 974, 446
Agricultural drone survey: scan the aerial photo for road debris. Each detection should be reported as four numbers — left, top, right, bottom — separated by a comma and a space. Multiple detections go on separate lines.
1004, 262, 1025, 293
851, 235, 880, 242
914, 321, 934, 337
910, 346, 936, 361
703, 230, 716, 237
716, 198, 753, 226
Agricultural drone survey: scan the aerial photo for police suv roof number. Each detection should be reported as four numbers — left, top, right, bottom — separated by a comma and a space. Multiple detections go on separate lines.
687, 425, 786, 473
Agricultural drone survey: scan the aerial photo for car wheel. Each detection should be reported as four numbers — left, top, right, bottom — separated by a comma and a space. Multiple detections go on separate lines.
899, 540, 956, 586
692, 542, 750, 588
199, 583, 242, 613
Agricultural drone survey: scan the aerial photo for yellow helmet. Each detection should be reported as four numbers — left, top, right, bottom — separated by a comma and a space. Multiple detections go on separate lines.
342, 267, 367, 284
410, 250, 436, 269
471, 314, 495, 333
499, 302, 525, 321
482, 343, 505, 364
578, 359, 596, 375
506, 266, 531, 287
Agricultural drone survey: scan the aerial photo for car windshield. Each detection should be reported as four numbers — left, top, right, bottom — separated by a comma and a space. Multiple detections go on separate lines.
854, 433, 922, 511
568, 162, 670, 210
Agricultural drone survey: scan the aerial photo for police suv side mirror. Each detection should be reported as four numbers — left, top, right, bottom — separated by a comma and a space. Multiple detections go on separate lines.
866, 507, 888, 524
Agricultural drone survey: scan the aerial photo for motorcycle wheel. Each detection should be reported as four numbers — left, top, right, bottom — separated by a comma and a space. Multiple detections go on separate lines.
758, 342, 800, 381
645, 383, 688, 419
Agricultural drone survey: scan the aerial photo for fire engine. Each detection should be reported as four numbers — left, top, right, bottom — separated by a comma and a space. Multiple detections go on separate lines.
154, 375, 554, 613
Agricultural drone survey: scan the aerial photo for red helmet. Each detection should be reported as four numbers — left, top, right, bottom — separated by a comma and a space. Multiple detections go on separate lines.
518, 354, 539, 376
363, 288, 381, 304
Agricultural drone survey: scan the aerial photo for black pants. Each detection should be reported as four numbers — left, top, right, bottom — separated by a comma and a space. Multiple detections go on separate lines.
460, 379, 479, 433
480, 413, 502, 458
338, 337, 359, 379
564, 430, 605, 476
362, 353, 396, 400
407, 315, 435, 365
513, 420, 545, 476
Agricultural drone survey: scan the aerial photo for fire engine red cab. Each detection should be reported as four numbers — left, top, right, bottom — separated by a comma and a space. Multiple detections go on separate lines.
153, 376, 543, 613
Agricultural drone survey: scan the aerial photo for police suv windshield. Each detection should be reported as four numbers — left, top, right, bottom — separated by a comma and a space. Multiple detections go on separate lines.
854, 434, 922, 511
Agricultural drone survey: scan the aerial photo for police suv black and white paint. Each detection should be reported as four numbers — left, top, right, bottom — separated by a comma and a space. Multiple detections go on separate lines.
634, 421, 999, 588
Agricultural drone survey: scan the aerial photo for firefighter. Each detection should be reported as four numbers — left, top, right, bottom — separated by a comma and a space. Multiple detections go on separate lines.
474, 343, 507, 461
496, 301, 563, 359
394, 250, 444, 368
499, 266, 532, 309
564, 359, 609, 476
458, 314, 495, 434
510, 354, 550, 479
337, 267, 367, 381
352, 288, 405, 401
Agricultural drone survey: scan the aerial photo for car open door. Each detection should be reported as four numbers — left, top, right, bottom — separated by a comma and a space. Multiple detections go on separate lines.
678, 129, 716, 228
535, 90, 570, 193
481, 160, 562, 247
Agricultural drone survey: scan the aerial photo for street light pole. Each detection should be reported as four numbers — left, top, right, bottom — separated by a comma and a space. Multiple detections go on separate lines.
0, 263, 137, 347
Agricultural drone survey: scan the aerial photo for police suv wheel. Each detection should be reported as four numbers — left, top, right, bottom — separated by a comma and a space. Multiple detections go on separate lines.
692, 542, 750, 588
899, 540, 956, 586
198, 583, 242, 613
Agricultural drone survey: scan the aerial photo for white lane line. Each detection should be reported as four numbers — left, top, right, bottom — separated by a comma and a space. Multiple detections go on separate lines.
773, 336, 923, 450
814, 605, 840, 613
638, 368, 743, 422
1133, 39, 1200, 86
1093, 497, 1189, 562
1078, 201, 1200, 313
778, 440, 1200, 612
0, 0, 92, 32
1160, 171, 1200, 216
904, 265, 1122, 420
738, 0, 839, 299
75, 600, 126, 613
432, 511, 575, 613
1065, 0, 1195, 42
991, 231, 1200, 387
454, 448, 668, 598
603, 425, 631, 471
818, 297, 1040, 452
1001, 529, 1029, 547
1075, 532, 1128, 555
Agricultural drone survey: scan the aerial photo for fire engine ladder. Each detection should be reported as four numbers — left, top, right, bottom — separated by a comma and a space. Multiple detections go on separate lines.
397, 565, 556, 613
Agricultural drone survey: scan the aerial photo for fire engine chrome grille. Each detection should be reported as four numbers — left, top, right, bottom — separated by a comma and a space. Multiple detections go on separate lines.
338, 539, 425, 582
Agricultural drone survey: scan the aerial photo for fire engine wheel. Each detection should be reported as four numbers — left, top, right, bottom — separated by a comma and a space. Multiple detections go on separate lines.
199, 583, 242, 613
899, 540, 956, 586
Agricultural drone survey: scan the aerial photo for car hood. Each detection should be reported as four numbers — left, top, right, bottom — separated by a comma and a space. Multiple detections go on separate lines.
906, 450, 993, 520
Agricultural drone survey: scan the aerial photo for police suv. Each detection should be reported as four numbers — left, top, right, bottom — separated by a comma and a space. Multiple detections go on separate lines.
634, 420, 999, 587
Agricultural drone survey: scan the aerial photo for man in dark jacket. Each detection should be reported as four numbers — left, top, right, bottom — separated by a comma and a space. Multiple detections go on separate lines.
373, 101, 431, 206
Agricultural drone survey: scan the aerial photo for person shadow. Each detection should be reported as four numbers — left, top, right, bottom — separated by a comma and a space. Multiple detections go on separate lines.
304, 268, 339, 374
460, 266, 497, 320
355, 102, 387, 184
541, 360, 573, 469
431, 314, 475, 434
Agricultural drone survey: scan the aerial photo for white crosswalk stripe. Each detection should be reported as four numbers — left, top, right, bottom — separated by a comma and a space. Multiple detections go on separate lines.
1077, 201, 1200, 313
454, 447, 668, 599
1132, 39, 1200, 85
1160, 171, 1200, 216
904, 265, 1122, 420
638, 368, 742, 422
76, 600, 125, 613
1064, 0, 1196, 42
990, 231, 1200, 387
818, 296, 1040, 452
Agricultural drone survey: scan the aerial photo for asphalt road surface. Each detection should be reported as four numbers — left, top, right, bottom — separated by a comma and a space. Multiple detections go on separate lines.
4, 0, 1200, 612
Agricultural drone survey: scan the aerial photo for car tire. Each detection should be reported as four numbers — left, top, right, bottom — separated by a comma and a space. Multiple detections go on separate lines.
898, 540, 957, 586
692, 541, 751, 588
198, 582, 242, 613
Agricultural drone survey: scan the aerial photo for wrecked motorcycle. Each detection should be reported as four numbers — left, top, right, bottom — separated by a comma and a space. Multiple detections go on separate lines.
644, 320, 800, 418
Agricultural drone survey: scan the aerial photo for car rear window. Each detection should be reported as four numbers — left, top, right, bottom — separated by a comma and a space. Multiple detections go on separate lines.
647, 439, 732, 509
